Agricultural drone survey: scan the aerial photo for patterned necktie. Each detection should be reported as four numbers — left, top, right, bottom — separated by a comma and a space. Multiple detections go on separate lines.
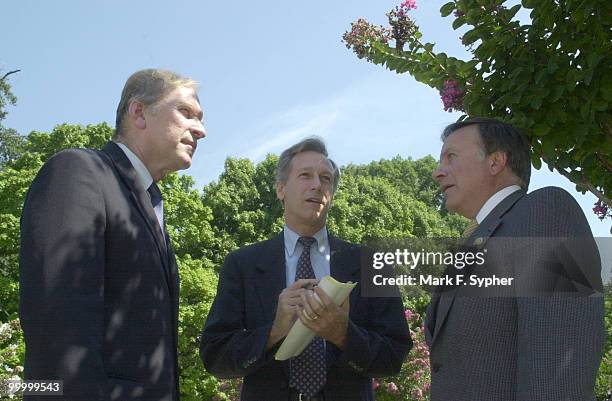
289, 236, 326, 398
147, 182, 164, 231
462, 219, 479, 239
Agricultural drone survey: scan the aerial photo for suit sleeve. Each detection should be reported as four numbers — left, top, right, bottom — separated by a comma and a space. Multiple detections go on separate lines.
19, 150, 109, 400
199, 252, 276, 378
328, 293, 412, 378
515, 188, 605, 401
327, 250, 411, 378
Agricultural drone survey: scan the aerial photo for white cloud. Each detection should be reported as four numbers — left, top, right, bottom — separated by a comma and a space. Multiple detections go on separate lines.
238, 97, 345, 161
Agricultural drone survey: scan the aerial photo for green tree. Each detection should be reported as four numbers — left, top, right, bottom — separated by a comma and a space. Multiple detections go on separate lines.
2, 122, 608, 399
0, 70, 19, 123
0, 127, 25, 170
0, 69, 23, 170
343, 0, 612, 219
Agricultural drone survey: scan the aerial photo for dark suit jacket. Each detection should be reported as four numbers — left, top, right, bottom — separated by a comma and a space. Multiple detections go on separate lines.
19, 142, 180, 401
200, 233, 411, 401
425, 187, 605, 401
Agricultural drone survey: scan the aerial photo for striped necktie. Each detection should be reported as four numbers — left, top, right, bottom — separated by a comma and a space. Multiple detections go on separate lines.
462, 219, 479, 239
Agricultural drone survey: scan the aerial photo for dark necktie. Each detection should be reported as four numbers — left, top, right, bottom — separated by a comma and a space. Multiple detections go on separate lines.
289, 236, 326, 398
147, 182, 164, 231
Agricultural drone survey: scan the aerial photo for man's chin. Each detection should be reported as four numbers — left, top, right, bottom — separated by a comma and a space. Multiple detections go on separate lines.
443, 196, 457, 211
311, 210, 329, 223
178, 155, 192, 170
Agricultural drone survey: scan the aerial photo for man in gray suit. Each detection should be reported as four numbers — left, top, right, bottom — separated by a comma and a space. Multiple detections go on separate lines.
426, 118, 605, 401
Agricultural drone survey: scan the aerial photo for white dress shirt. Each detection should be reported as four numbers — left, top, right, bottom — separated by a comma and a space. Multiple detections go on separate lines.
475, 185, 522, 224
283, 225, 331, 287
116, 142, 164, 230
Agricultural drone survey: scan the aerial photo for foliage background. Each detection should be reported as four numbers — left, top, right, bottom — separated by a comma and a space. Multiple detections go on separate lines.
0, 123, 609, 400
342, 0, 611, 220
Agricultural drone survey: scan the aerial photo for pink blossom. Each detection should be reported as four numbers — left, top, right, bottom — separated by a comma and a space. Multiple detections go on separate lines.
342, 19, 391, 60
440, 79, 465, 112
593, 200, 610, 220
372, 379, 380, 390
404, 309, 414, 320
386, 381, 400, 394
400, 0, 417, 10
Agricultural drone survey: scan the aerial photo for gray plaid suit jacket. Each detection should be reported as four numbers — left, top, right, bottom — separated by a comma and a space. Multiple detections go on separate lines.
425, 187, 605, 401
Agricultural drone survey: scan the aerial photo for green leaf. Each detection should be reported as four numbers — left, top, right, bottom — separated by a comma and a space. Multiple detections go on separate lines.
466, 9, 480, 21
534, 69, 546, 84
533, 123, 551, 136
508, 4, 522, 19
579, 103, 590, 119
440, 2, 455, 17
452, 17, 466, 30
531, 153, 542, 170
521, 0, 535, 8
584, 68, 595, 86
462, 29, 480, 46
594, 100, 607, 112
587, 54, 603, 68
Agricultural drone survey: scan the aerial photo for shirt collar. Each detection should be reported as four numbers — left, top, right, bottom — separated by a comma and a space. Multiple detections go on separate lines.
476, 184, 521, 224
284, 225, 329, 257
115, 142, 154, 190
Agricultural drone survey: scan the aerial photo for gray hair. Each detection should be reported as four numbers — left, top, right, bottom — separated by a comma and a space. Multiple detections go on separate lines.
113, 68, 198, 139
442, 117, 531, 190
276, 137, 340, 193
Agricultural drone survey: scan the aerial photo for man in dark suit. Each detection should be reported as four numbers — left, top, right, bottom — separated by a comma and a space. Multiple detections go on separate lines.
19, 68, 206, 401
426, 118, 605, 401
200, 137, 411, 401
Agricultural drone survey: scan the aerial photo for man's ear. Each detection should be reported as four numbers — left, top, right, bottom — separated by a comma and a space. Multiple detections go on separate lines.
276, 181, 285, 202
128, 101, 146, 130
488, 151, 508, 176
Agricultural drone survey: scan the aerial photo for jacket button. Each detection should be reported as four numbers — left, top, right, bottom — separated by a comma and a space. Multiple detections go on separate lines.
432, 362, 441, 373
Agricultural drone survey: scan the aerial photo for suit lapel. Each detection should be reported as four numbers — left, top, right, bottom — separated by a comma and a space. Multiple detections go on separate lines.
254, 233, 286, 322
329, 235, 360, 284
252, 233, 288, 377
431, 189, 525, 346
102, 142, 170, 280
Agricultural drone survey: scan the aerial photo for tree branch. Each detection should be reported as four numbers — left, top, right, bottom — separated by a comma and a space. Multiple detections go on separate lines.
595, 153, 612, 173
0, 70, 20, 82
536, 150, 610, 208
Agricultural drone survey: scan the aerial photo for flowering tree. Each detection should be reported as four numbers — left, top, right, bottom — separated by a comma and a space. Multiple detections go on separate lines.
373, 299, 431, 401
343, 0, 612, 221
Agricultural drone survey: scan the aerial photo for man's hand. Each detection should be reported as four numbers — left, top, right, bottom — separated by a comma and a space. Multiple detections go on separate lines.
299, 286, 350, 350
266, 279, 319, 350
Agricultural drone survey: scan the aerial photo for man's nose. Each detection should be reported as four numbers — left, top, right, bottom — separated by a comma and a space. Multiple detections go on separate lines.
432, 164, 445, 182
191, 121, 206, 140
311, 175, 322, 189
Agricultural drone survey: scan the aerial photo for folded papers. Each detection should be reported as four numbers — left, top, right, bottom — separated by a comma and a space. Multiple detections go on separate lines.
275, 275, 357, 360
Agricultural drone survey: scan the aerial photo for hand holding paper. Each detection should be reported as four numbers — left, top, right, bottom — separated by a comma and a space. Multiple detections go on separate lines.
266, 278, 318, 350
300, 286, 349, 349
275, 276, 356, 360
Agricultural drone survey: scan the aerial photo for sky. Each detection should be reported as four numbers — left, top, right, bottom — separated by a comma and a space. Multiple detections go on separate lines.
2, 0, 610, 247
